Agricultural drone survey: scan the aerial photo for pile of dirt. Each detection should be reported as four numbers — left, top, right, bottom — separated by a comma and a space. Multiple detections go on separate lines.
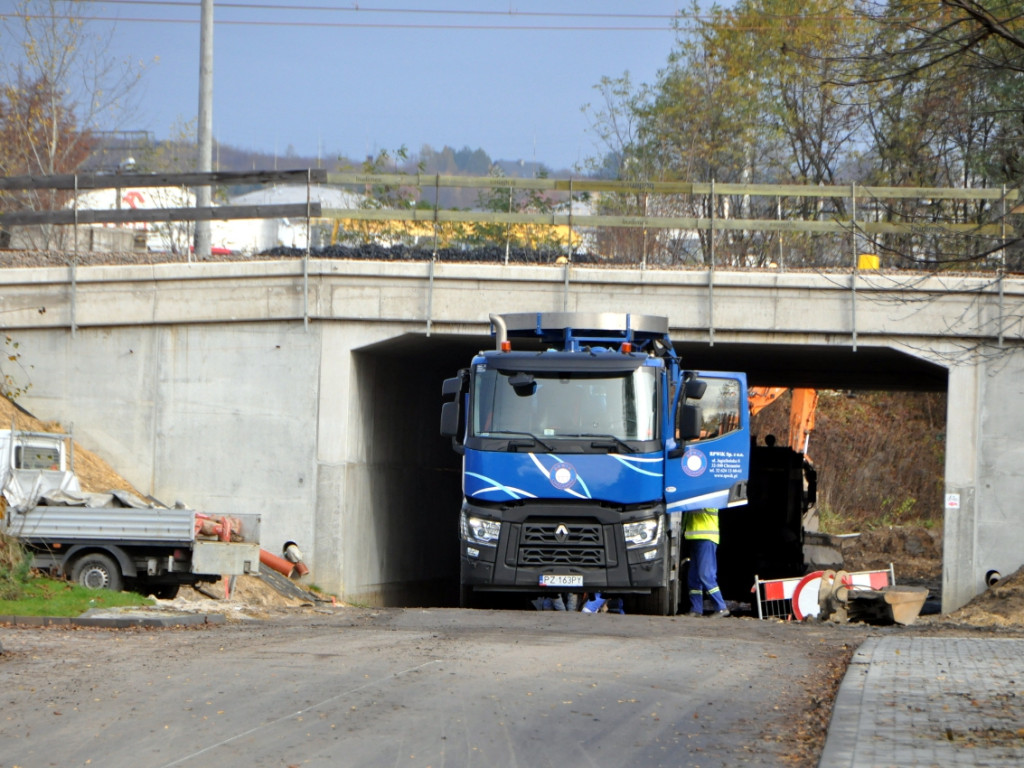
839, 525, 943, 582
941, 567, 1024, 628
165, 575, 318, 620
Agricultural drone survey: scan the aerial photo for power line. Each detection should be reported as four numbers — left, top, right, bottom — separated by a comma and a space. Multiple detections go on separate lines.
65, 1, 686, 30
84, 1, 684, 21
6, 4, 911, 33
2, 14, 682, 33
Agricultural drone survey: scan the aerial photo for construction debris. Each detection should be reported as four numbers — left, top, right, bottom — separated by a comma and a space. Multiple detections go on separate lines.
817, 570, 928, 625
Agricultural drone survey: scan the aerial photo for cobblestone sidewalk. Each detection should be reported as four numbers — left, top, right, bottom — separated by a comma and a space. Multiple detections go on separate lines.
820, 635, 1024, 767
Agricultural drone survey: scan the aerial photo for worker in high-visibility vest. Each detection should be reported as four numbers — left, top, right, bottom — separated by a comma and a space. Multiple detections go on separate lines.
685, 508, 730, 617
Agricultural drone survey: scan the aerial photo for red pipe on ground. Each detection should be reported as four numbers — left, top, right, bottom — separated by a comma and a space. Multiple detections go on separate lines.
259, 548, 296, 578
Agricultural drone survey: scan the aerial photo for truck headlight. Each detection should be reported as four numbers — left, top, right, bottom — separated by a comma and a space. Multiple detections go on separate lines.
623, 518, 661, 549
460, 511, 501, 545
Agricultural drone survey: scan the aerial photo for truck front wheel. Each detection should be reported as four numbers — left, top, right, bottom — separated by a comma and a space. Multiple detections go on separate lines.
630, 553, 680, 616
70, 553, 124, 592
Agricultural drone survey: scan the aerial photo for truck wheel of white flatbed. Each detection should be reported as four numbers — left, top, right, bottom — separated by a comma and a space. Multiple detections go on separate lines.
70, 553, 124, 592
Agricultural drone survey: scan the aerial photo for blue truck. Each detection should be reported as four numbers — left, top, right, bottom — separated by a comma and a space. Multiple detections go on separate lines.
440, 312, 751, 615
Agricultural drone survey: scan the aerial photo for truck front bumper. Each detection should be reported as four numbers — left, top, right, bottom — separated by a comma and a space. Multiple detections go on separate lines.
460, 501, 670, 593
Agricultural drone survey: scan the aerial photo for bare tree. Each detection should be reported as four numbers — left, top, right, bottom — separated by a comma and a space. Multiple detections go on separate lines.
0, 0, 145, 248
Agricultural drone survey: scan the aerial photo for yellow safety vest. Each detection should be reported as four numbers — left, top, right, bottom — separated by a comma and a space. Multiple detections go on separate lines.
684, 508, 720, 544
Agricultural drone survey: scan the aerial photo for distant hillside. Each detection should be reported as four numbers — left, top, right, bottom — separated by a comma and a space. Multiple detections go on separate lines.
84, 136, 571, 179
82, 137, 576, 211
751, 390, 946, 531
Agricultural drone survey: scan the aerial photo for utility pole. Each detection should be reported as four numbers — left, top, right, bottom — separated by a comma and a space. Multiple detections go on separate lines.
194, 0, 214, 260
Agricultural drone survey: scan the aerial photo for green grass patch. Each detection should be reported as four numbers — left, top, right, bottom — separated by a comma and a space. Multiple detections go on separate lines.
1, 531, 33, 600
0, 575, 153, 617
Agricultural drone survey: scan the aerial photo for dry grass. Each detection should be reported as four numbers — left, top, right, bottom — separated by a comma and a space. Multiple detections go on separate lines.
751, 389, 946, 532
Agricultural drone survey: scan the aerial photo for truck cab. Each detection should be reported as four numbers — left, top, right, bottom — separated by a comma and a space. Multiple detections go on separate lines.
441, 312, 749, 615
0, 429, 81, 511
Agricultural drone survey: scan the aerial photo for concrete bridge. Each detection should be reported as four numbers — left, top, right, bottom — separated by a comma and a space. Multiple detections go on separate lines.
2, 258, 1021, 612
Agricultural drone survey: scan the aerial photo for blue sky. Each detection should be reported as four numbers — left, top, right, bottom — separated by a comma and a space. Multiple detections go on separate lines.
75, 1, 694, 170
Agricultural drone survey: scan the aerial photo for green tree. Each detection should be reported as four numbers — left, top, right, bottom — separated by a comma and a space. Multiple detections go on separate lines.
835, 0, 1024, 268
335, 147, 456, 248
635, 1, 782, 265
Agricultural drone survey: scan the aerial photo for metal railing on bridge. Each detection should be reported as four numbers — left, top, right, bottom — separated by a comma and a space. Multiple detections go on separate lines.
0, 169, 1018, 271
0, 169, 1019, 344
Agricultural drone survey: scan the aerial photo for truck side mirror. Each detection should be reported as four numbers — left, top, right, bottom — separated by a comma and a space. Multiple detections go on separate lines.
441, 369, 467, 454
684, 378, 707, 400
440, 402, 465, 455
440, 401, 460, 438
441, 375, 462, 398
678, 403, 702, 441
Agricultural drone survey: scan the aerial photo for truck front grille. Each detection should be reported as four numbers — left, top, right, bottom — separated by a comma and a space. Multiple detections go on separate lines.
517, 521, 606, 566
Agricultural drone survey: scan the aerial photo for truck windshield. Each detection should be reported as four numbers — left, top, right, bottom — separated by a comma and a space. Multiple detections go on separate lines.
472, 366, 659, 442
14, 444, 61, 470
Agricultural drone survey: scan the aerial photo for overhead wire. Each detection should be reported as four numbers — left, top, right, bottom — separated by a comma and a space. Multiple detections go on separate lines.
82, 0, 684, 20
60, 0, 688, 31
0, 17, 678, 32
8, 3, 934, 33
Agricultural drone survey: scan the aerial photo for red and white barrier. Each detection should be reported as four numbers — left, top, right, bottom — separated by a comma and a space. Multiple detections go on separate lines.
753, 565, 895, 620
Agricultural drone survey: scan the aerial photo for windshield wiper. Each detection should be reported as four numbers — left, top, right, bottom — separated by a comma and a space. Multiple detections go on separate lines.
578, 433, 635, 454
486, 430, 554, 452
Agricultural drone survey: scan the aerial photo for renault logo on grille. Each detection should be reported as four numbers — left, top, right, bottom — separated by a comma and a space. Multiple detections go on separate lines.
554, 524, 570, 542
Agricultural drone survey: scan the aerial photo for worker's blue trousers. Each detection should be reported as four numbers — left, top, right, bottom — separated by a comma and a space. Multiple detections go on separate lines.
687, 538, 727, 614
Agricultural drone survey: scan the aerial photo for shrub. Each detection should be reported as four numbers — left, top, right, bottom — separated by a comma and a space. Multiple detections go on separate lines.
0, 530, 32, 600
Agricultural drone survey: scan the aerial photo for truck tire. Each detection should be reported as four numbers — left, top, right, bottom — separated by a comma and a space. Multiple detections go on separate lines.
633, 584, 672, 616
70, 553, 124, 592
631, 554, 679, 616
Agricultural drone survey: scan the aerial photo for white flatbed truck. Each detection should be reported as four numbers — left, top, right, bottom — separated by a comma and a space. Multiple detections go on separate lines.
0, 429, 260, 598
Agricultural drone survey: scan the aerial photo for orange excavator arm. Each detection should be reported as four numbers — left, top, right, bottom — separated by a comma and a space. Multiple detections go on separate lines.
748, 386, 787, 416
788, 388, 818, 455
748, 386, 818, 454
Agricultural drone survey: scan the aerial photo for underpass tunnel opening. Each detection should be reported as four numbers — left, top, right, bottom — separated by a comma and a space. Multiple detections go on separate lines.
351, 332, 489, 607
350, 331, 949, 609
677, 340, 949, 606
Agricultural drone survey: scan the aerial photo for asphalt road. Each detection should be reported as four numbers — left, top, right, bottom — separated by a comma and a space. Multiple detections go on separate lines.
0, 608, 867, 768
